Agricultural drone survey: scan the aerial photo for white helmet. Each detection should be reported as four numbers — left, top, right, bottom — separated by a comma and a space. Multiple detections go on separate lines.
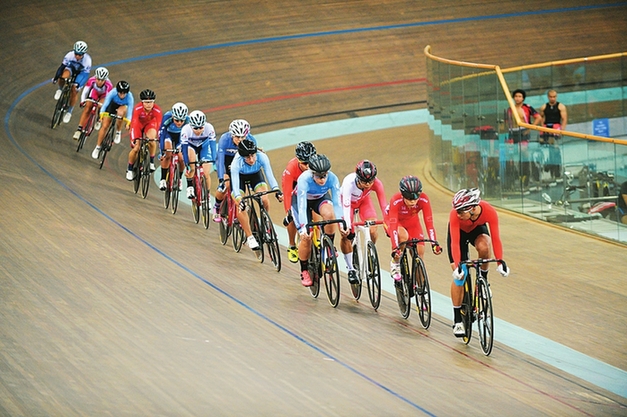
95, 67, 109, 80
171, 102, 188, 120
229, 119, 250, 137
74, 40, 88, 55
452, 188, 481, 211
189, 110, 206, 128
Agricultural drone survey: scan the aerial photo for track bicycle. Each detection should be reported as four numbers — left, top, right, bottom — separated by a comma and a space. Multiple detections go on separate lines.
188, 161, 211, 228
96, 114, 123, 170
241, 189, 282, 272
132, 137, 157, 199
458, 258, 507, 356
75, 97, 100, 152
162, 148, 182, 214
394, 238, 438, 328
305, 218, 346, 308
51, 73, 77, 129
350, 219, 383, 310
218, 186, 245, 253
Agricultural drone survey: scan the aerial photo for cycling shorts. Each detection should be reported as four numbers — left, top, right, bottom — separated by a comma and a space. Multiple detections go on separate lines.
130, 120, 160, 144
290, 193, 332, 230
446, 223, 490, 264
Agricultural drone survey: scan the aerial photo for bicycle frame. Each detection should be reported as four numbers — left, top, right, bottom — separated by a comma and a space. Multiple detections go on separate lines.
351, 219, 383, 310
306, 218, 346, 308
162, 148, 181, 213
189, 160, 211, 228
242, 188, 282, 271
76, 97, 100, 152
51, 73, 77, 129
98, 113, 123, 170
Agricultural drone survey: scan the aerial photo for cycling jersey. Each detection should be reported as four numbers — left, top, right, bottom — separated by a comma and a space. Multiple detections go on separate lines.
158, 111, 189, 150
295, 170, 342, 232
281, 157, 307, 213
340, 172, 387, 231
230, 151, 280, 200
216, 132, 257, 181
180, 123, 217, 165
385, 191, 437, 249
80, 76, 113, 103
130, 103, 163, 142
57, 51, 92, 87
448, 200, 503, 266
100, 88, 134, 122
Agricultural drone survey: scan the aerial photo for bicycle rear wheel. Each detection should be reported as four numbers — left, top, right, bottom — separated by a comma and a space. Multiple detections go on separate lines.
163, 169, 171, 209
232, 222, 244, 252
51, 87, 68, 129
307, 242, 321, 298
413, 257, 431, 329
322, 235, 340, 308
140, 146, 151, 199
366, 241, 381, 310
132, 157, 141, 193
219, 199, 232, 245
350, 243, 362, 300
201, 176, 210, 229
76, 131, 87, 152
260, 209, 280, 272
476, 277, 494, 355
461, 277, 473, 345
395, 251, 411, 319
171, 165, 180, 214
100, 128, 114, 170
191, 176, 200, 224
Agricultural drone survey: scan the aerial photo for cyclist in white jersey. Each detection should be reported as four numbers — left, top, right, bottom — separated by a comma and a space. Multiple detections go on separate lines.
181, 110, 217, 199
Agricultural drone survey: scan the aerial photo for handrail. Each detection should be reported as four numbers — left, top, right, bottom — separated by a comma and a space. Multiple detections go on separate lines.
424, 45, 627, 145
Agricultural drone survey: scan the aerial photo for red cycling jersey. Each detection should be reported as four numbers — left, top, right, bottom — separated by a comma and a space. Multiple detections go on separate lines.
281, 157, 307, 212
384, 191, 437, 249
448, 200, 503, 265
130, 103, 163, 142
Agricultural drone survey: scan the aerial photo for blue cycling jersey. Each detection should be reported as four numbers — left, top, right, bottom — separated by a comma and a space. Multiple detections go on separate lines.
158, 111, 189, 149
230, 151, 280, 199
216, 132, 257, 180
295, 170, 343, 228
100, 88, 134, 121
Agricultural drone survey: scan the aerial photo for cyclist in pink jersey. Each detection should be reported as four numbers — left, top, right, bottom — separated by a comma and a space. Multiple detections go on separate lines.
447, 188, 509, 337
339, 160, 387, 284
384, 176, 442, 282
73, 67, 113, 140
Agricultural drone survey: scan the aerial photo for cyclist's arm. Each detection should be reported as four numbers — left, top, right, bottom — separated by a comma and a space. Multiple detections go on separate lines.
296, 175, 310, 231
281, 166, 295, 213
339, 176, 354, 230
372, 178, 388, 214
419, 193, 438, 242
388, 197, 401, 249
230, 158, 242, 201
482, 202, 503, 259
216, 134, 228, 180
80, 81, 92, 103
124, 93, 134, 125
209, 137, 217, 164
448, 210, 462, 266
180, 128, 191, 165
258, 153, 279, 190
99, 90, 115, 118
329, 173, 344, 221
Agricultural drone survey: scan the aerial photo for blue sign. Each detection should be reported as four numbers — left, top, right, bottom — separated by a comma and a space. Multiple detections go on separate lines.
593, 118, 610, 137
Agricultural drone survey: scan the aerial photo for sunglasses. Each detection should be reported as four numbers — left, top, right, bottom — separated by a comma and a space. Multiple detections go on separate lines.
142, 100, 155, 104
456, 207, 473, 214
173, 118, 185, 123
313, 173, 328, 180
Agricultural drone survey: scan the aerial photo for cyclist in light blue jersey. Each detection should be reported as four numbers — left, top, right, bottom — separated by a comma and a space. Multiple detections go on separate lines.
91, 80, 134, 159
213, 119, 257, 222
291, 154, 343, 286
52, 40, 92, 124
158, 102, 189, 191
181, 110, 217, 199
231, 139, 283, 251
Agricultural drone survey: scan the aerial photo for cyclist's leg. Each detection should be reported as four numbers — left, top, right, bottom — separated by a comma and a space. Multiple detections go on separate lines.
358, 199, 379, 243
448, 223, 469, 334
295, 199, 314, 285
185, 146, 197, 198
145, 123, 159, 170
469, 225, 491, 277
390, 225, 408, 281
161, 137, 173, 182
198, 141, 212, 191
127, 124, 142, 174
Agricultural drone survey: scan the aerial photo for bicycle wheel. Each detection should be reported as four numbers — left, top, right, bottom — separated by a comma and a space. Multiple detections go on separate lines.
191, 176, 200, 224
100, 127, 115, 170
307, 242, 321, 298
350, 243, 362, 300
461, 277, 473, 345
395, 250, 411, 319
78, 109, 96, 152
413, 257, 431, 329
366, 241, 381, 310
51, 87, 68, 129
232, 220, 245, 252
171, 165, 180, 214
322, 235, 340, 308
132, 157, 141, 193
249, 203, 263, 262
260, 209, 281, 272
476, 277, 494, 355
219, 199, 232, 245
201, 175, 210, 229
76, 130, 87, 152
140, 146, 151, 199
163, 169, 171, 209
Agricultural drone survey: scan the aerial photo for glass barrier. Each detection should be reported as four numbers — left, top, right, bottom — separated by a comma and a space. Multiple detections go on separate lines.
425, 47, 627, 244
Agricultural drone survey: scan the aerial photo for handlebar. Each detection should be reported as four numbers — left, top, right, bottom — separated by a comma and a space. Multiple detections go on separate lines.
396, 238, 439, 248
353, 220, 384, 227
241, 189, 281, 200
459, 258, 506, 270
306, 218, 347, 232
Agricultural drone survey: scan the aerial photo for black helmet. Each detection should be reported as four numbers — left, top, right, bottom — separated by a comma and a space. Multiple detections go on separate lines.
399, 175, 422, 199
355, 160, 377, 182
116, 80, 130, 93
140, 89, 156, 100
237, 139, 257, 157
295, 141, 316, 163
308, 154, 331, 174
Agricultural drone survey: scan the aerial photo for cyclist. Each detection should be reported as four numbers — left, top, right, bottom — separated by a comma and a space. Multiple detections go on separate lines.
448, 188, 509, 337
281, 141, 317, 263
181, 110, 217, 199
125, 89, 163, 181
385, 175, 442, 283
91, 80, 134, 160
292, 154, 343, 287
213, 119, 257, 222
339, 160, 388, 285
231, 139, 283, 251
73, 67, 113, 140
52, 40, 92, 124
158, 102, 189, 191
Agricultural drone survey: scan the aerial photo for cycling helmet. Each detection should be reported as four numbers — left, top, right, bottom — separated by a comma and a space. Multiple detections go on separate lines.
399, 175, 423, 200
308, 154, 331, 175
237, 139, 257, 157
355, 160, 377, 183
116, 80, 130, 93
171, 102, 188, 120
295, 141, 316, 163
229, 119, 250, 137
140, 89, 156, 100
73, 41, 88, 55
452, 188, 481, 210
94, 67, 109, 80
189, 110, 206, 128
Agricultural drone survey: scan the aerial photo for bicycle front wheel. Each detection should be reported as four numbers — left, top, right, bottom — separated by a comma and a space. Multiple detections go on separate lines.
163, 169, 171, 209
461, 277, 473, 345
191, 177, 200, 224
100, 128, 115, 170
51, 88, 67, 129
395, 251, 411, 319
414, 257, 431, 329
249, 204, 263, 263
232, 221, 245, 252
322, 235, 340, 308
307, 242, 321, 298
219, 199, 231, 245
350, 243, 362, 300
476, 277, 494, 355
201, 175, 210, 229
260, 209, 280, 272
140, 146, 151, 199
171, 165, 180, 214
366, 241, 381, 311
76, 131, 87, 152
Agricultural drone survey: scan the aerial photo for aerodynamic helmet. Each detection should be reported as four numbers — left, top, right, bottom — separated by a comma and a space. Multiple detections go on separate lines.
171, 102, 188, 120
189, 110, 206, 128
452, 188, 481, 211
237, 139, 257, 157
140, 89, 156, 100
355, 160, 377, 183
399, 175, 423, 200
73, 41, 88, 55
295, 141, 316, 163
229, 119, 250, 137
308, 154, 331, 175
116, 80, 130, 93
94, 67, 109, 80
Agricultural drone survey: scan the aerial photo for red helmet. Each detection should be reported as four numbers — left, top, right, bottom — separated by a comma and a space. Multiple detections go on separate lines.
399, 175, 422, 199
355, 160, 377, 182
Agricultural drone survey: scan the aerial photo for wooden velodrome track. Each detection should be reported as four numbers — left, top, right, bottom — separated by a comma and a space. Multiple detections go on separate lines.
2, 1, 627, 415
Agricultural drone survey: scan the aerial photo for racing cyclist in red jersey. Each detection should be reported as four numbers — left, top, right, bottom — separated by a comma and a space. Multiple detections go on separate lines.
126, 89, 162, 181
385, 176, 442, 283
447, 188, 509, 337
281, 141, 316, 263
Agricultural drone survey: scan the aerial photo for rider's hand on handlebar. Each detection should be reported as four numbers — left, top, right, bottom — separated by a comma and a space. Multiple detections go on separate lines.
497, 263, 510, 277
275, 191, 284, 202
431, 244, 442, 255
452, 266, 465, 281
391, 248, 402, 260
